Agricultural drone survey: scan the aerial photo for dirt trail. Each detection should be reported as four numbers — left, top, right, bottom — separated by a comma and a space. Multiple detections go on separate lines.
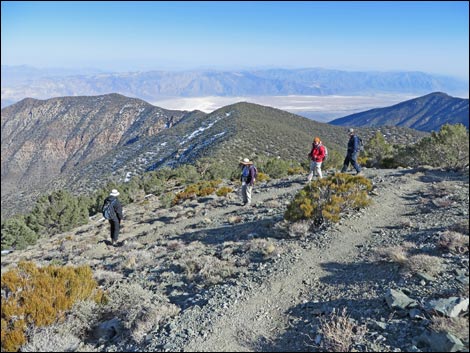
178, 169, 423, 352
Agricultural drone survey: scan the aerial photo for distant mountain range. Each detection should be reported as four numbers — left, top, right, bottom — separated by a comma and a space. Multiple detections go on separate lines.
1, 66, 468, 108
1, 93, 427, 217
329, 92, 469, 132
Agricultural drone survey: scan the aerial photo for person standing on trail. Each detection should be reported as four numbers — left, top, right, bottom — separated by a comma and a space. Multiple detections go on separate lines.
239, 158, 257, 206
102, 189, 124, 246
341, 128, 363, 175
307, 136, 326, 181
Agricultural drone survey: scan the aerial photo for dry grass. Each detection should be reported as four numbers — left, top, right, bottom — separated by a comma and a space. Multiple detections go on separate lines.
430, 316, 469, 342
438, 231, 469, 254
405, 254, 443, 277
288, 221, 311, 238
449, 219, 469, 235
318, 308, 368, 352
374, 245, 408, 264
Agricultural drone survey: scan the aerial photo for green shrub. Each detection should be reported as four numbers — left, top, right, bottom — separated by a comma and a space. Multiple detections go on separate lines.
1, 218, 37, 250
285, 173, 372, 224
401, 123, 469, 170
1, 261, 102, 352
216, 186, 234, 197
364, 131, 394, 168
25, 190, 89, 237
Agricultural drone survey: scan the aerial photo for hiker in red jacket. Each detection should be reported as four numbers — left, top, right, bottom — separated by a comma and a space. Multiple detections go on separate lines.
307, 137, 326, 181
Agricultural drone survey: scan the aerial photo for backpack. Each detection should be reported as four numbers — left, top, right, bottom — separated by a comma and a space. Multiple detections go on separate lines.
250, 165, 258, 179
102, 199, 116, 220
322, 144, 328, 162
358, 137, 364, 152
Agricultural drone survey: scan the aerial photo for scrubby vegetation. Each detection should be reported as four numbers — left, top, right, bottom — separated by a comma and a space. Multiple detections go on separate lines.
285, 173, 372, 224
1, 261, 102, 352
1, 123, 466, 253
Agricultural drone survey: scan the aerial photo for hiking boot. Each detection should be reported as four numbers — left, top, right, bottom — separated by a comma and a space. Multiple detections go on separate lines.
356, 171, 363, 176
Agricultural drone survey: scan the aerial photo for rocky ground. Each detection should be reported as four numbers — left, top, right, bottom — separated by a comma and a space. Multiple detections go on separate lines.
2, 167, 469, 352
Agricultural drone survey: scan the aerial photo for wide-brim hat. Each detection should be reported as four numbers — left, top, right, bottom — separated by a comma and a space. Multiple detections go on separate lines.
239, 158, 253, 165
109, 189, 120, 197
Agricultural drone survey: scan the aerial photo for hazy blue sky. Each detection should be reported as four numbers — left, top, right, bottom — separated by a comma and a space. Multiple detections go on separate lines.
2, 1, 469, 78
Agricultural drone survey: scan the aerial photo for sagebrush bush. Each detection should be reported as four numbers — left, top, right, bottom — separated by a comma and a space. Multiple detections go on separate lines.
285, 174, 372, 224
1, 261, 102, 352
103, 282, 179, 340
318, 307, 368, 352
173, 180, 222, 204
216, 186, 234, 197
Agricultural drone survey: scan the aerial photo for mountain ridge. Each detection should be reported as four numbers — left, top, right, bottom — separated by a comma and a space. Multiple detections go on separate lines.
329, 92, 469, 131
1, 94, 428, 218
2, 67, 468, 108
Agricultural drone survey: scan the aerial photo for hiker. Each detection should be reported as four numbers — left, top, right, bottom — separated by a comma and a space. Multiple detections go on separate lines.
239, 158, 257, 206
341, 128, 362, 175
103, 189, 123, 246
307, 136, 326, 181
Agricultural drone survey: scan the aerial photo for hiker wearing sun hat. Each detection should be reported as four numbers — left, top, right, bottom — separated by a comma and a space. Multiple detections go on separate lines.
102, 189, 124, 246
239, 158, 258, 206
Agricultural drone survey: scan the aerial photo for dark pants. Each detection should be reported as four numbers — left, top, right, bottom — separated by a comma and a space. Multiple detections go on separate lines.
341, 152, 361, 173
109, 219, 120, 242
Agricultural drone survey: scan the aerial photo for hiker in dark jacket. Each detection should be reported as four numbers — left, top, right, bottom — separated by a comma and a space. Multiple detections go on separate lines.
341, 128, 362, 175
103, 189, 123, 246
240, 158, 256, 206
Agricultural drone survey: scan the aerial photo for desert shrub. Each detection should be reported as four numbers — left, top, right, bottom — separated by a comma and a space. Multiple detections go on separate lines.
449, 219, 469, 235
438, 231, 469, 254
102, 282, 179, 342
244, 239, 278, 259
21, 325, 81, 352
285, 174, 372, 224
258, 157, 300, 179
1, 261, 102, 352
430, 316, 469, 343
216, 186, 234, 197
375, 245, 409, 264
173, 180, 221, 204
318, 307, 368, 352
322, 148, 345, 170
288, 220, 311, 238
171, 164, 201, 184
288, 165, 306, 175
25, 190, 89, 237
179, 255, 238, 285
405, 254, 443, 277
159, 192, 176, 208
401, 123, 469, 170
1, 217, 37, 250
140, 171, 167, 195
256, 171, 270, 182
364, 131, 394, 168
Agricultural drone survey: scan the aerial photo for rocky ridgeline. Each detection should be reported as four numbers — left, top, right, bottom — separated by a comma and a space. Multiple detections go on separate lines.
2, 167, 468, 352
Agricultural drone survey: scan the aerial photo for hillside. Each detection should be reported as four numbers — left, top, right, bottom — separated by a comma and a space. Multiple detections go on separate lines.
1, 94, 199, 211
1, 97, 427, 218
2, 166, 468, 352
329, 92, 469, 132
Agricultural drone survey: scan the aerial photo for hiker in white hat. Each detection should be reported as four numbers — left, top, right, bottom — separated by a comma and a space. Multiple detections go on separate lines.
239, 158, 258, 206
102, 189, 124, 246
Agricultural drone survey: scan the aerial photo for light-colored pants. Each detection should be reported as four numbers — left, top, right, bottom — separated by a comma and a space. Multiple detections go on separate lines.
241, 183, 253, 204
307, 161, 323, 181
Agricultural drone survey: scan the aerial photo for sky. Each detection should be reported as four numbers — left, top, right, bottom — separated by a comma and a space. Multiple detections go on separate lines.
1, 1, 469, 79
